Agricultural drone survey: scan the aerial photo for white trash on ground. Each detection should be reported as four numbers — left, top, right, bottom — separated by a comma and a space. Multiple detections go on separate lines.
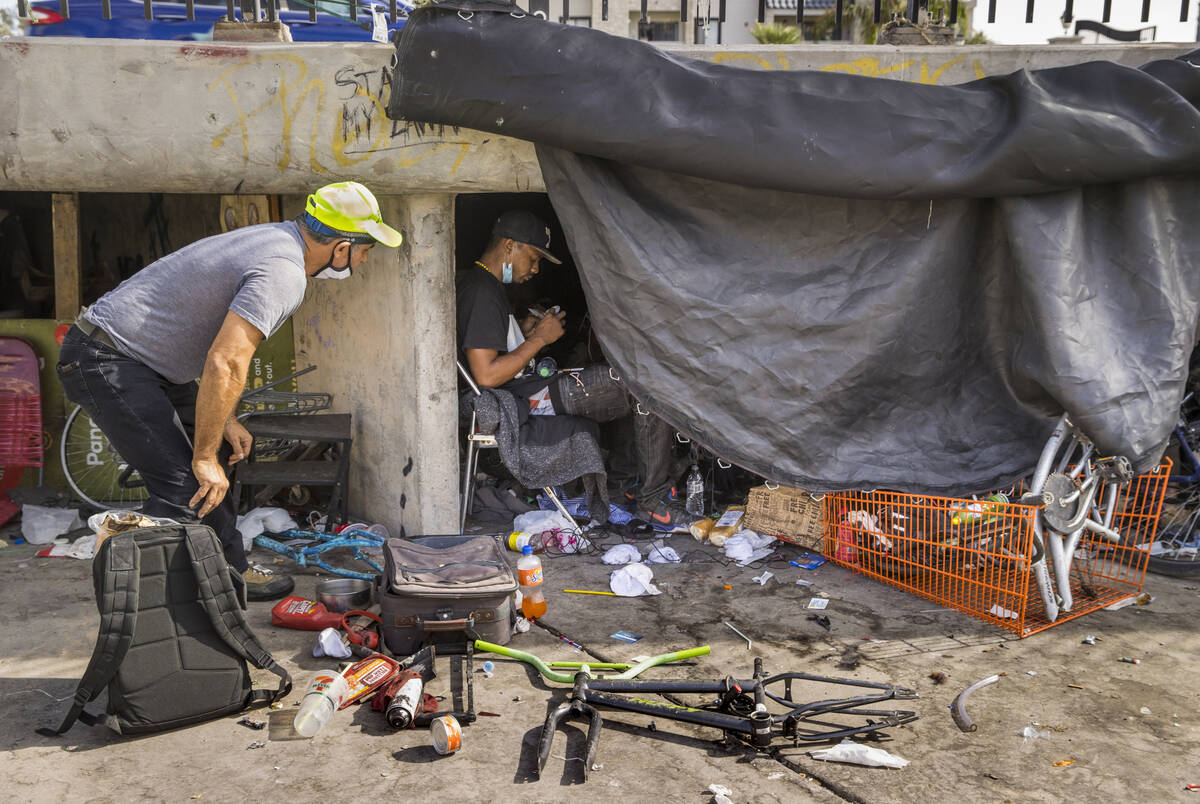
809, 739, 909, 768
645, 540, 681, 563
601, 544, 642, 565
723, 529, 776, 565
313, 627, 352, 658
610, 563, 661, 596
21, 505, 84, 545
236, 506, 300, 552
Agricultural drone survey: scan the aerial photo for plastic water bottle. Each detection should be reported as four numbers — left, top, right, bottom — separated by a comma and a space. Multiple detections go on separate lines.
685, 464, 705, 517
517, 545, 547, 619
293, 668, 350, 738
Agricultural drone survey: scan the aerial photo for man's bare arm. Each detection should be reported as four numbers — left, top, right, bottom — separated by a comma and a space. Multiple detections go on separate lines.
190, 311, 263, 517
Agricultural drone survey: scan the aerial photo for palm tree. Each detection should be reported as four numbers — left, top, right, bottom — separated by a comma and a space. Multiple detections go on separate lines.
750, 21, 803, 44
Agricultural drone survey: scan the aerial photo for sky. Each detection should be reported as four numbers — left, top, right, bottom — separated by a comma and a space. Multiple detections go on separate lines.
974, 0, 1199, 44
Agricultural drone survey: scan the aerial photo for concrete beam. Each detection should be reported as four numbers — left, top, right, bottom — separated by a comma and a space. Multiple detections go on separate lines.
292, 193, 458, 536
1, 38, 1194, 196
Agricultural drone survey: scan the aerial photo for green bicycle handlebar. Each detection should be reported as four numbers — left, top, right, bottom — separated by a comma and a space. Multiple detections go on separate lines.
474, 640, 710, 683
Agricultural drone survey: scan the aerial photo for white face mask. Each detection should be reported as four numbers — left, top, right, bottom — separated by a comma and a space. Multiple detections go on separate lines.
314, 265, 352, 280
313, 240, 353, 280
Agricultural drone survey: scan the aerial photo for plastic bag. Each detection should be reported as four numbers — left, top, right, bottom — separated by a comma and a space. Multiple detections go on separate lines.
645, 540, 681, 564
723, 529, 776, 565
809, 739, 909, 768
513, 509, 577, 537
21, 505, 84, 545
610, 563, 661, 596
602, 544, 642, 565
236, 506, 300, 552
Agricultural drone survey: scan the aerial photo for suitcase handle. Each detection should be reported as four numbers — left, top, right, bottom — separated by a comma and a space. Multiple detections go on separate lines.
422, 616, 474, 632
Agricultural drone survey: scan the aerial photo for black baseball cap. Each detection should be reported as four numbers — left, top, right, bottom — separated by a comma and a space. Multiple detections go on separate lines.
491, 210, 562, 265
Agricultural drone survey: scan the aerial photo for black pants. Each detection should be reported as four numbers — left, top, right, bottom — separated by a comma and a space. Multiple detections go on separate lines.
549, 364, 675, 509
55, 326, 246, 571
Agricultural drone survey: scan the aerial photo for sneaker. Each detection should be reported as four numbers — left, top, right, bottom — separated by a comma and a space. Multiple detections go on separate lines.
242, 564, 295, 601
636, 497, 696, 531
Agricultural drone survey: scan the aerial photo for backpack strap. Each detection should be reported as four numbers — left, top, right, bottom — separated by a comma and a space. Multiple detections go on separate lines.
36, 534, 141, 736
184, 526, 292, 706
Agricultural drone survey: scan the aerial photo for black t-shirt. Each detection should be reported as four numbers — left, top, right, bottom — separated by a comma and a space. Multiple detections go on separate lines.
455, 268, 551, 399
456, 268, 510, 353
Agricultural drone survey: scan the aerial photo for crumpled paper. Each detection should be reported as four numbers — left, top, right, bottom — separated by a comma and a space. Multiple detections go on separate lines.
602, 544, 642, 565
313, 627, 352, 658
645, 540, 681, 564
610, 563, 661, 596
723, 529, 776, 565
236, 507, 300, 552
809, 739, 909, 768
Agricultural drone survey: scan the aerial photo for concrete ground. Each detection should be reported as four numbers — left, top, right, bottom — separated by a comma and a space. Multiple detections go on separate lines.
1, 526, 1198, 804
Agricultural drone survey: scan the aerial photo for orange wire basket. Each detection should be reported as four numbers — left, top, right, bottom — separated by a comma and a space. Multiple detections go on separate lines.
820, 460, 1172, 637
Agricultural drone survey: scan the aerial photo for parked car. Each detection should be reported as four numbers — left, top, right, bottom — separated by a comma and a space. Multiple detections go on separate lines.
26, 0, 410, 41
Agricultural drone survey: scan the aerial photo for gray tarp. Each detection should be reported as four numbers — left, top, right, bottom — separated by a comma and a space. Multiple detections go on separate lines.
389, 3, 1200, 494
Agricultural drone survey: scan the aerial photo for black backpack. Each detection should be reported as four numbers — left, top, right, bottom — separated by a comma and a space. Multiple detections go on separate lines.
39, 524, 291, 736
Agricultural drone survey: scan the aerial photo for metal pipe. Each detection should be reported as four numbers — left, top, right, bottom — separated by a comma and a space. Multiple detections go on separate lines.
1025, 0, 1034, 23
102, 0, 111, 19
756, 0, 764, 23
143, 0, 151, 20
185, 0, 194, 20
987, 0, 995, 23
1142, 0, 1151, 22
17, 0, 29, 17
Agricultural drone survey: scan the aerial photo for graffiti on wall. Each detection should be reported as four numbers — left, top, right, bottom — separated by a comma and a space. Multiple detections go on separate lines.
208, 54, 471, 175
711, 51, 986, 83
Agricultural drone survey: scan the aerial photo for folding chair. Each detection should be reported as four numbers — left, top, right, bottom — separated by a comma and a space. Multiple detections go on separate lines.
457, 359, 576, 531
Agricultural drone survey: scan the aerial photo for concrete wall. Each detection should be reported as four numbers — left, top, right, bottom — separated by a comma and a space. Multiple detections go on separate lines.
289, 193, 458, 535
2, 38, 1193, 196
1, 35, 1193, 534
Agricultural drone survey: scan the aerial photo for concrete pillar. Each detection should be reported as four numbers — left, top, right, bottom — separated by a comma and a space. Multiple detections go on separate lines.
293, 193, 459, 538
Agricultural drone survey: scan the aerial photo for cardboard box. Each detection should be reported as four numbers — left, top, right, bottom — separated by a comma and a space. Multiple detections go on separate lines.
744, 484, 825, 550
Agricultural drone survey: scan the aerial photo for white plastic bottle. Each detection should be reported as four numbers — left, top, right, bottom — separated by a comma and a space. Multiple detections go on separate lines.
685, 464, 705, 517
517, 545, 546, 619
293, 668, 350, 738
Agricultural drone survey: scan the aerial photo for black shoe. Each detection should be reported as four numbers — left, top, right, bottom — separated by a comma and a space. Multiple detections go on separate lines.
242, 564, 295, 601
636, 497, 695, 530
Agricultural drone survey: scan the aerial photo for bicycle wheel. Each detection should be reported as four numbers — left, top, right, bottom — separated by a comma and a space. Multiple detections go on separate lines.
1144, 488, 1200, 578
60, 405, 149, 510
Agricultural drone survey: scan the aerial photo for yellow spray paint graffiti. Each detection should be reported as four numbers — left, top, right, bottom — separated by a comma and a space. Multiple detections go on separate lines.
708, 51, 987, 85
208, 54, 471, 175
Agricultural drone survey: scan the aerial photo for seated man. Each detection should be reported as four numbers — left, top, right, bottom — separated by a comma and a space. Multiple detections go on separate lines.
456, 210, 690, 528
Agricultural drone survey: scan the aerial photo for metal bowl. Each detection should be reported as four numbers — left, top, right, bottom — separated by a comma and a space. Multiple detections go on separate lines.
316, 578, 373, 613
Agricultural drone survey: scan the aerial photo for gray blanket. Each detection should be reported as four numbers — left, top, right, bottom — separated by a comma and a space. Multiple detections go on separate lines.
472, 387, 609, 524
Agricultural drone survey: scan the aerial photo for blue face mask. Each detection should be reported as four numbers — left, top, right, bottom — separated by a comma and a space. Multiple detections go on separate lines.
501, 261, 514, 284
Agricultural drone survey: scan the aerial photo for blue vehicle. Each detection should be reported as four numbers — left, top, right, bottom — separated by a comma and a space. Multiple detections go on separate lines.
26, 0, 410, 41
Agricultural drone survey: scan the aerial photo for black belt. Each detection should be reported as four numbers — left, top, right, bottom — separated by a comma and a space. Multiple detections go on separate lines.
73, 316, 121, 352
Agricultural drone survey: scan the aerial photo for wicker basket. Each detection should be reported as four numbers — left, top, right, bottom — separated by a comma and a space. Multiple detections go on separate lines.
744, 484, 826, 550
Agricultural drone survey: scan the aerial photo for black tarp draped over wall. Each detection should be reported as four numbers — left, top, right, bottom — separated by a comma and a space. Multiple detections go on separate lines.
389, 3, 1200, 495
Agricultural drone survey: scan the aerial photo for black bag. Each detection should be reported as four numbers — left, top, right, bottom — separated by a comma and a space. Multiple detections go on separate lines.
38, 525, 291, 736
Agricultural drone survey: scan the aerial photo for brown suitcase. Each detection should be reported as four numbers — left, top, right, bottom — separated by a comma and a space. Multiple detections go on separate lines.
377, 534, 516, 656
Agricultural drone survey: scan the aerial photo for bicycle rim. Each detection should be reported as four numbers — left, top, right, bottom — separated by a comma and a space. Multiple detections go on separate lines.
1145, 487, 1200, 578
60, 406, 148, 511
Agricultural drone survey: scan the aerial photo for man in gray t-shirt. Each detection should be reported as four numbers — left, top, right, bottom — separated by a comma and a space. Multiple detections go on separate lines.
56, 182, 403, 600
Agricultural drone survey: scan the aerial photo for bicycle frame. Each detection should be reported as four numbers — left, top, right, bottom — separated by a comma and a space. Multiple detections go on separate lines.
253, 528, 385, 580
1024, 413, 1132, 621
474, 642, 918, 780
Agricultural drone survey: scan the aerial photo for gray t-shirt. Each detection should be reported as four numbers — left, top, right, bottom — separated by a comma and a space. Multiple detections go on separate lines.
85, 222, 308, 384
